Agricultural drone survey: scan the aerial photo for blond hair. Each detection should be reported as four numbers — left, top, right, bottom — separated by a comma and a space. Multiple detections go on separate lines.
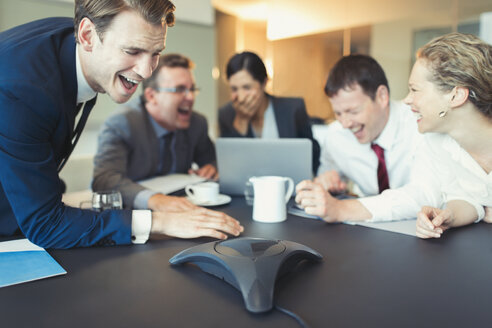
417, 32, 492, 118
74, 0, 175, 42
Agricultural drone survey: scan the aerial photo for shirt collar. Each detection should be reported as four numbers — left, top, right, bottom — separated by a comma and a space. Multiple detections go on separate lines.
372, 100, 398, 150
76, 45, 97, 104
149, 113, 172, 138
442, 134, 489, 176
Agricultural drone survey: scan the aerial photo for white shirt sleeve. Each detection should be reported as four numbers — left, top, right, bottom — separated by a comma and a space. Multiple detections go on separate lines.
360, 135, 443, 222
317, 130, 341, 175
359, 184, 437, 222
131, 210, 152, 244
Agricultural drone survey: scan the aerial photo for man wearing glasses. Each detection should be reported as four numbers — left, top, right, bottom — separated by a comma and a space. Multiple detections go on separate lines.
93, 53, 217, 212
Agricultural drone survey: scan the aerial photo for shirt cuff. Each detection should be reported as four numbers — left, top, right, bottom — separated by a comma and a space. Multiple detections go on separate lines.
358, 194, 392, 222
131, 210, 152, 244
134, 189, 159, 209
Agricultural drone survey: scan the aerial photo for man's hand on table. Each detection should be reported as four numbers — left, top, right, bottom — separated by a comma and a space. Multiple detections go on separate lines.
148, 193, 196, 212
295, 180, 372, 223
151, 207, 244, 240
314, 170, 347, 194
295, 180, 340, 222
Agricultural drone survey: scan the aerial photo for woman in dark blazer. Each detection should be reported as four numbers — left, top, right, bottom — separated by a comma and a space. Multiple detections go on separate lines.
218, 51, 320, 173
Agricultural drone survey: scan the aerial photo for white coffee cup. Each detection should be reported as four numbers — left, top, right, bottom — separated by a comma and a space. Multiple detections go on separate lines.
249, 176, 294, 223
185, 182, 219, 203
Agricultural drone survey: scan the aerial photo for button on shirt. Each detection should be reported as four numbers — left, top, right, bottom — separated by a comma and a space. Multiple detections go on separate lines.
318, 100, 421, 196
360, 133, 492, 222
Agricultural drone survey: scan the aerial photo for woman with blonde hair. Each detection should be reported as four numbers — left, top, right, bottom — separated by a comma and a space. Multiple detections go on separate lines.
295, 32, 492, 238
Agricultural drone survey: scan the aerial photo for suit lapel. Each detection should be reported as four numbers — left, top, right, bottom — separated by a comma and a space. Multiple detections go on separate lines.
60, 33, 78, 154
271, 95, 288, 137
141, 107, 161, 175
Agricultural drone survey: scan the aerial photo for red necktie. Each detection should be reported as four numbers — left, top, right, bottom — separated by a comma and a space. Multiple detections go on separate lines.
371, 143, 390, 193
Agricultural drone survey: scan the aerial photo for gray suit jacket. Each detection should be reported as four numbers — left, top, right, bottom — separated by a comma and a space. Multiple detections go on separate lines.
92, 103, 215, 208
218, 94, 320, 173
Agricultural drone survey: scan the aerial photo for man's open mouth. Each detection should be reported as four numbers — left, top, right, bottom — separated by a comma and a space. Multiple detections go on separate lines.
119, 75, 139, 91
178, 107, 191, 115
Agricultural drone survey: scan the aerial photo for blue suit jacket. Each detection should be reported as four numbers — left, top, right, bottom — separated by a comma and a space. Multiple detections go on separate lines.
218, 95, 321, 173
0, 18, 132, 248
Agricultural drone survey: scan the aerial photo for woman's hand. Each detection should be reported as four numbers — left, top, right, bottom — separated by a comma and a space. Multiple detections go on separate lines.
416, 206, 454, 239
232, 91, 263, 120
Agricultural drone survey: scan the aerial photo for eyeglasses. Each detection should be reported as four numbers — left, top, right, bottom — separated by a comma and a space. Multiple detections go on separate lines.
155, 86, 200, 96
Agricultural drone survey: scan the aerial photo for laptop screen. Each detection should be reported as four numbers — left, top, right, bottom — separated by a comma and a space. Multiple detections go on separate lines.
216, 138, 313, 195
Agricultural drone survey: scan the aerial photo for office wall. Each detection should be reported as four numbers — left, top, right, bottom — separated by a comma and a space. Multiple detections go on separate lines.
370, 18, 452, 101
0, 0, 217, 155
215, 11, 237, 115
271, 34, 341, 121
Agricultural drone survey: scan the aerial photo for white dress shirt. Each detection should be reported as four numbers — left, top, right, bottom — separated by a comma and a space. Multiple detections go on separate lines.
318, 100, 421, 196
75, 45, 151, 244
360, 133, 492, 222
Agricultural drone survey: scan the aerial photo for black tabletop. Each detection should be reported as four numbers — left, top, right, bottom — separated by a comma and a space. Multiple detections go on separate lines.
2, 196, 492, 328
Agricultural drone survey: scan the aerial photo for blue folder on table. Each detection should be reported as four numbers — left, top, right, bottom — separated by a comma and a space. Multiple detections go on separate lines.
0, 239, 66, 288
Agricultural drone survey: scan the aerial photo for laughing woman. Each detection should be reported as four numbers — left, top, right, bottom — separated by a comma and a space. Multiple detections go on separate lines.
295, 32, 492, 238
218, 51, 321, 174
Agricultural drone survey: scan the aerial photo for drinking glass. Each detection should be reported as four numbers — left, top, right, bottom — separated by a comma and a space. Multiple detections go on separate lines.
244, 180, 254, 206
92, 190, 123, 212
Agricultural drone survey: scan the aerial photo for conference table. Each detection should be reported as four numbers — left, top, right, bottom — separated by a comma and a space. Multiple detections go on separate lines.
2, 196, 492, 328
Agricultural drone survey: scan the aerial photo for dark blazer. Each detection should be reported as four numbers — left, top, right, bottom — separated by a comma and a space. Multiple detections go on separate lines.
92, 103, 216, 208
218, 95, 320, 173
0, 18, 132, 248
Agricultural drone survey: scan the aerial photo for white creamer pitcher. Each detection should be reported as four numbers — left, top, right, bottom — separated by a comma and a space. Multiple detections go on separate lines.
249, 176, 294, 223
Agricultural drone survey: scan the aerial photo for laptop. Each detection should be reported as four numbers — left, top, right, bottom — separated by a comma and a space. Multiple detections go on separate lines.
216, 138, 313, 195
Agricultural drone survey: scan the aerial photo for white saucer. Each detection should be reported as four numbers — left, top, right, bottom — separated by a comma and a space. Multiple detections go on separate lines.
187, 194, 231, 207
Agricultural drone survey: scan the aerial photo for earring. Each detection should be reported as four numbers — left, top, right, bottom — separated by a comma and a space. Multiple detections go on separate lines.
439, 111, 447, 118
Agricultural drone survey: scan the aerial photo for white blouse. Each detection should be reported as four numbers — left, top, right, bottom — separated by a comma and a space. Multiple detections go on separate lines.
259, 99, 279, 139
360, 133, 492, 222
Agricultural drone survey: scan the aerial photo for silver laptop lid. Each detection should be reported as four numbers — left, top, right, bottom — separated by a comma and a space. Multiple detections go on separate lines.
216, 138, 313, 195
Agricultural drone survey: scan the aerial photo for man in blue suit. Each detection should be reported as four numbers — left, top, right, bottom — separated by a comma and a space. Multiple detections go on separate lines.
0, 0, 243, 249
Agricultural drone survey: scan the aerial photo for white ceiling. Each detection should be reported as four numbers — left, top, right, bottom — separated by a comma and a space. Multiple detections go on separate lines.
212, 0, 492, 40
